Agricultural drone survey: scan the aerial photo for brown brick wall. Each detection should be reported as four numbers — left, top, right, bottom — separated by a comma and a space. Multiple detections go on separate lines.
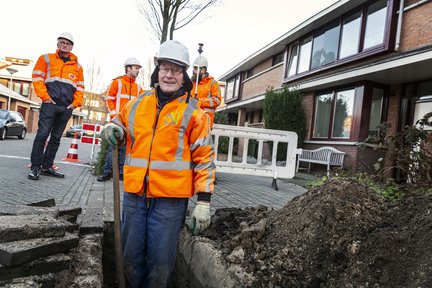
254, 58, 273, 74
399, 1, 432, 52
241, 65, 283, 100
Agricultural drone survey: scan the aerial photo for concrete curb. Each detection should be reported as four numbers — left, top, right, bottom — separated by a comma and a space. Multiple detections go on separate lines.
175, 228, 254, 288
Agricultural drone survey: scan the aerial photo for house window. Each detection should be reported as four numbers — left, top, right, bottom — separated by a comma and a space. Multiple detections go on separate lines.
226, 79, 234, 101
225, 74, 241, 101
246, 69, 254, 79
369, 88, 384, 135
298, 37, 312, 74
364, 0, 388, 50
272, 52, 284, 66
22, 83, 30, 96
286, 0, 391, 79
287, 44, 299, 77
339, 10, 362, 59
311, 20, 340, 69
13, 82, 21, 94
313, 88, 355, 139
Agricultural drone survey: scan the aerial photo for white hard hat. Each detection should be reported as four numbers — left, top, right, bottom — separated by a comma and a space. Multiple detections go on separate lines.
58, 32, 74, 45
124, 57, 141, 68
193, 56, 208, 68
154, 40, 190, 69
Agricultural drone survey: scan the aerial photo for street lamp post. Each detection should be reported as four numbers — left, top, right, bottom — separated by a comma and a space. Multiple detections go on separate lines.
6, 67, 18, 110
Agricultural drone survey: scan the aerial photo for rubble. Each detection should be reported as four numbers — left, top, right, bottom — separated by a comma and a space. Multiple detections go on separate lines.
0, 200, 103, 287
176, 178, 432, 288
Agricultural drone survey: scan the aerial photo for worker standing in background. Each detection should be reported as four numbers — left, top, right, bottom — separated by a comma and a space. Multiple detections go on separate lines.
97, 57, 143, 182
28, 32, 84, 180
191, 55, 221, 128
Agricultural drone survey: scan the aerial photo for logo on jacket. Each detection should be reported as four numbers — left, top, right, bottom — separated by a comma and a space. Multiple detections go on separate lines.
69, 73, 76, 80
164, 112, 180, 126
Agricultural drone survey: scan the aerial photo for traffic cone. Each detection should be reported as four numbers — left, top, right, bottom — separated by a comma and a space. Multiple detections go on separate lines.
63, 133, 81, 162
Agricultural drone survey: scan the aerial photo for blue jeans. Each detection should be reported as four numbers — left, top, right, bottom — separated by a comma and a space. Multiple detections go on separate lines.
121, 192, 188, 288
30, 103, 73, 170
103, 145, 126, 175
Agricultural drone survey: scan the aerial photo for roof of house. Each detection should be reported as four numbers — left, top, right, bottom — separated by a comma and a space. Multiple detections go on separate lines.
0, 58, 34, 82
219, 0, 369, 81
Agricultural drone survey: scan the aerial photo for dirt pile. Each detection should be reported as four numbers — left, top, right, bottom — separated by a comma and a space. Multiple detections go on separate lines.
203, 179, 432, 288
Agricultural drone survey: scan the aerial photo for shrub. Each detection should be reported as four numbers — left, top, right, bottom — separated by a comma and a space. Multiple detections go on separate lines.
264, 87, 307, 159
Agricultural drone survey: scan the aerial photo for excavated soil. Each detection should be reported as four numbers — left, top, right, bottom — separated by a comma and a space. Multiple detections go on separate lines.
202, 179, 432, 288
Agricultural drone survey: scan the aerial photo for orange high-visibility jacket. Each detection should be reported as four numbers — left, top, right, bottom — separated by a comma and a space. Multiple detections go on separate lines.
191, 76, 221, 127
32, 50, 84, 108
113, 89, 215, 198
105, 75, 143, 120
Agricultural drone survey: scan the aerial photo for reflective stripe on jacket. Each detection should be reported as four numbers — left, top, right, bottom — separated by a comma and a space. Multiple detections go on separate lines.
105, 75, 143, 120
113, 89, 215, 198
191, 76, 221, 127
32, 50, 84, 108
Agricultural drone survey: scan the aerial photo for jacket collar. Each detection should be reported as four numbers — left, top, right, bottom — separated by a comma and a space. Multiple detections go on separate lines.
55, 49, 78, 62
121, 74, 136, 84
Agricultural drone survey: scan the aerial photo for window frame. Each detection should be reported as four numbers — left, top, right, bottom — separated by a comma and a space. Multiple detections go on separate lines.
284, 0, 395, 82
311, 82, 388, 142
225, 73, 242, 103
312, 87, 357, 141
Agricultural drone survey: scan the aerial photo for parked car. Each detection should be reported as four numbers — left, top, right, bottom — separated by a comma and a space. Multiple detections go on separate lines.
0, 109, 27, 140
65, 124, 94, 138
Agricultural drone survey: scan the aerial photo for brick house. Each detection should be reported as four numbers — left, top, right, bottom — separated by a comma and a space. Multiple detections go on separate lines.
218, 0, 432, 174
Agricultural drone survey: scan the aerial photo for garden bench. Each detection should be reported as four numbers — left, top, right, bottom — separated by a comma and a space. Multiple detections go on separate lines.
296, 146, 345, 176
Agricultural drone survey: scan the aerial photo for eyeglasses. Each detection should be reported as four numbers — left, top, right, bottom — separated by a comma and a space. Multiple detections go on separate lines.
159, 66, 183, 76
58, 40, 73, 47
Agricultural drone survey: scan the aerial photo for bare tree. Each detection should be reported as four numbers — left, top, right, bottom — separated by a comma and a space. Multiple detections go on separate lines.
137, 0, 220, 43
84, 58, 105, 122
136, 57, 153, 90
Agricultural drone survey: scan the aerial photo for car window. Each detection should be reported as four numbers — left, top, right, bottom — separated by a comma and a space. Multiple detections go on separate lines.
9, 113, 17, 122
13, 112, 24, 122
0, 111, 8, 119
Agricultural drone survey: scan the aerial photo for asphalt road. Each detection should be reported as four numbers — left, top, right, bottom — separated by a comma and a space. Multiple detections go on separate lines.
0, 133, 101, 206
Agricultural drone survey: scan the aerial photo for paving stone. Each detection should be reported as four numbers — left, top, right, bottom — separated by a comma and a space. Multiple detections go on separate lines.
79, 208, 104, 235
0, 215, 76, 243
0, 233, 79, 267
27, 198, 56, 207
0, 205, 59, 218
0, 254, 71, 281
56, 204, 82, 218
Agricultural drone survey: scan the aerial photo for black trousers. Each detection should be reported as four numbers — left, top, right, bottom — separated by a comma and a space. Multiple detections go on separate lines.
30, 102, 73, 170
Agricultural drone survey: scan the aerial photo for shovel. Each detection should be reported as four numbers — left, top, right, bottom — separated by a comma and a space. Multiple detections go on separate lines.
112, 144, 125, 288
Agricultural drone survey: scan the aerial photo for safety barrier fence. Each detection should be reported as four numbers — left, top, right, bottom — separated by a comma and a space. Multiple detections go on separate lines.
211, 124, 298, 180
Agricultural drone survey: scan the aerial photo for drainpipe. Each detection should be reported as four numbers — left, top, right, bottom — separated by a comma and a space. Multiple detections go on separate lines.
395, 0, 405, 51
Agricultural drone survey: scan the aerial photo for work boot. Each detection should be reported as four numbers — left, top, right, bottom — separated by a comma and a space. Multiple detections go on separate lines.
41, 167, 65, 178
28, 168, 41, 180
97, 173, 111, 182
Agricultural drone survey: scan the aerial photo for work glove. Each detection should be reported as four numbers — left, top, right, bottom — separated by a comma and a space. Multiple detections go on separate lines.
191, 201, 211, 235
100, 123, 124, 146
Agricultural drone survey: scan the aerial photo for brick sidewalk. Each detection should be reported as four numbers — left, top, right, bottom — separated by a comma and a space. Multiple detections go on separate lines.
0, 154, 309, 231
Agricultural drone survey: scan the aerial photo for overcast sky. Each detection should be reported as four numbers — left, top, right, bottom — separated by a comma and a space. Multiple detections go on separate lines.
1, 0, 338, 90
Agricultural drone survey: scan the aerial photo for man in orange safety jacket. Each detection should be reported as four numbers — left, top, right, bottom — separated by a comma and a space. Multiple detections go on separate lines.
97, 57, 143, 182
100, 40, 215, 287
28, 32, 84, 180
191, 55, 221, 128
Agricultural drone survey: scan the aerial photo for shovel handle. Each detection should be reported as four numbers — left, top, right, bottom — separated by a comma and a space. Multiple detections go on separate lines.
112, 144, 125, 288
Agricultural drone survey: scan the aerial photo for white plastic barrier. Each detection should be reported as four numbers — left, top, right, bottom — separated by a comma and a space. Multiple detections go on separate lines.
212, 124, 298, 179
